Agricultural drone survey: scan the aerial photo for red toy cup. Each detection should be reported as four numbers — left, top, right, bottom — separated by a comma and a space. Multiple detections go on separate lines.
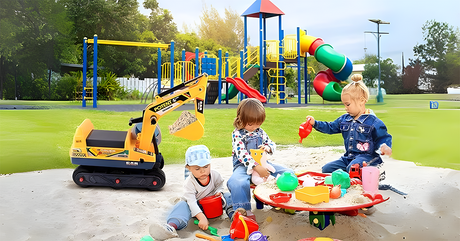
199, 195, 223, 218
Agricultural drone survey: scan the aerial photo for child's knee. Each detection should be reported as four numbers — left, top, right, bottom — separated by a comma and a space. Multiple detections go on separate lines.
228, 177, 249, 190
322, 164, 335, 173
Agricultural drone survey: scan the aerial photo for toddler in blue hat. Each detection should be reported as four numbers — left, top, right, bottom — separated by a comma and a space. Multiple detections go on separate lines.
149, 145, 233, 240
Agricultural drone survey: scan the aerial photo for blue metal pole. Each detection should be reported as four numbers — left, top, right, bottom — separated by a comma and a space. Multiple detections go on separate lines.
244, 16, 247, 67
170, 40, 174, 88
259, 13, 263, 97
225, 52, 229, 104
376, 23, 383, 102
157, 48, 162, 95
279, 16, 285, 104
182, 49, 185, 82
93, 35, 98, 108
82, 37, 87, 107
195, 47, 199, 77
239, 50, 244, 103
225, 52, 229, 77
263, 17, 267, 97
305, 56, 308, 104
296, 28, 301, 104
218, 49, 222, 104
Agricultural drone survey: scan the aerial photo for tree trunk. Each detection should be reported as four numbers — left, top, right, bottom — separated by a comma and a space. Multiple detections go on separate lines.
0, 55, 3, 100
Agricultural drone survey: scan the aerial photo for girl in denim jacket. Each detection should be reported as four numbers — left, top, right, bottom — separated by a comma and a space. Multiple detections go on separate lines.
306, 74, 392, 175
228, 98, 293, 217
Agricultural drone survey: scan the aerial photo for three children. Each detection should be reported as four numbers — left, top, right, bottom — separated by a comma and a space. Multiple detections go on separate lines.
151, 75, 392, 238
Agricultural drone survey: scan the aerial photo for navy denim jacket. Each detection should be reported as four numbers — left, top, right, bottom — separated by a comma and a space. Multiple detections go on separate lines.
313, 113, 392, 157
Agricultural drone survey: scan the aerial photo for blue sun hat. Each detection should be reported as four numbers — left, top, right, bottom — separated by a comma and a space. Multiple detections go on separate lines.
185, 145, 211, 167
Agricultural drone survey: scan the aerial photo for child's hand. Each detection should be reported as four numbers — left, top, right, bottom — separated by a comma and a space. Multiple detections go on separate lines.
379, 144, 392, 156
306, 116, 315, 126
214, 192, 222, 197
196, 213, 209, 230
253, 165, 270, 180
258, 145, 271, 153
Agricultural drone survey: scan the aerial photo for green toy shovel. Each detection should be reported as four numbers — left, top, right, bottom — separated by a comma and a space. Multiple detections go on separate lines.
193, 220, 219, 236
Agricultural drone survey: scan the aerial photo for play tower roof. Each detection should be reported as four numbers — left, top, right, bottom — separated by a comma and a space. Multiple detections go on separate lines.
241, 0, 284, 18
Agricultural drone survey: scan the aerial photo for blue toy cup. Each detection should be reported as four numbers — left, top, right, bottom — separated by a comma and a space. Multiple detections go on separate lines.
221, 234, 234, 241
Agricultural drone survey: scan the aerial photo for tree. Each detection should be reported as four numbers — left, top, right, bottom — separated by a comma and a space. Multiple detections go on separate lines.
413, 20, 459, 93
445, 36, 460, 87
197, 5, 244, 55
143, 0, 178, 44
362, 55, 402, 94
174, 32, 230, 56
0, 0, 74, 99
402, 61, 424, 93
64, 0, 155, 77
353, 54, 378, 65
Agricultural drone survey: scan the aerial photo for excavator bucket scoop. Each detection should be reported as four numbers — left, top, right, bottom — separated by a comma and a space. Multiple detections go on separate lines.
171, 120, 204, 140
169, 111, 204, 140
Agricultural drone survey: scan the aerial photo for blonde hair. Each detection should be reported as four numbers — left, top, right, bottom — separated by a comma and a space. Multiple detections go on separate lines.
342, 74, 370, 102
233, 98, 266, 130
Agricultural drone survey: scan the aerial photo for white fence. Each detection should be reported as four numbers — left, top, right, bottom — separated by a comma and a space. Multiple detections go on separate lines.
117, 78, 161, 94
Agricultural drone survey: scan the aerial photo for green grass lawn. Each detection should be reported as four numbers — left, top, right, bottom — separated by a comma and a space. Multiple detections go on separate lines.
1, 94, 459, 174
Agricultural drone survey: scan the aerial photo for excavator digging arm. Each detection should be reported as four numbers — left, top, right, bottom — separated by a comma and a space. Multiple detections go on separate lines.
136, 74, 208, 152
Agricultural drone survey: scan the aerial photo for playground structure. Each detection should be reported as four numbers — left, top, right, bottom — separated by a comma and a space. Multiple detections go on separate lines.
80, 0, 354, 107
300, 35, 353, 101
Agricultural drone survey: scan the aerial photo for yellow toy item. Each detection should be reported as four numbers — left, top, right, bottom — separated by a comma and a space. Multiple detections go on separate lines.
249, 149, 276, 185
295, 186, 330, 204
70, 74, 208, 190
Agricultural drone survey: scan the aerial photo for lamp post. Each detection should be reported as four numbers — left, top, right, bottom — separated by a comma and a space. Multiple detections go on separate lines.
365, 19, 389, 103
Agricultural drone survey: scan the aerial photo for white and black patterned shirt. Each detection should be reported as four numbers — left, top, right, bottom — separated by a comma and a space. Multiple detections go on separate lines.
232, 127, 276, 172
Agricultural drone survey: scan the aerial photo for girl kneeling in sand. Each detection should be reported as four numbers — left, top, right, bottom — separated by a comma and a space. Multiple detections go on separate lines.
306, 74, 392, 179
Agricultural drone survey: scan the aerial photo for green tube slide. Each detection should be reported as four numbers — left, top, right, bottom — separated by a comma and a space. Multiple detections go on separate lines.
221, 84, 240, 100
322, 81, 343, 101
314, 44, 346, 72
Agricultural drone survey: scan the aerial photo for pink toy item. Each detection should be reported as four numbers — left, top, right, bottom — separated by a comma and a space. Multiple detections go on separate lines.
249, 149, 275, 185
362, 166, 380, 197
299, 118, 312, 143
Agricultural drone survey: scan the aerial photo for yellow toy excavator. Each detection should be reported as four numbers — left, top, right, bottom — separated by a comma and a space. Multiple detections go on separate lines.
70, 74, 208, 190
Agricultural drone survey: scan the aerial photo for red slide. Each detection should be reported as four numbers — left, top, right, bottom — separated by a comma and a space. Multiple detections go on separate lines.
226, 77, 267, 103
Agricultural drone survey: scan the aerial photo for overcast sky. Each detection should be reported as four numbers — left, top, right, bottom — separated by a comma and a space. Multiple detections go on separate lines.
138, 0, 460, 70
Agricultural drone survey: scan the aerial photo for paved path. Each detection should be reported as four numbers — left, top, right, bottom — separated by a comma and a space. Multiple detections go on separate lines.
0, 102, 332, 112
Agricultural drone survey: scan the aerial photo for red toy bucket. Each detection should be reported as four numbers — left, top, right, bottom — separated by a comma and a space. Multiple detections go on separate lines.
199, 195, 223, 218
230, 212, 259, 240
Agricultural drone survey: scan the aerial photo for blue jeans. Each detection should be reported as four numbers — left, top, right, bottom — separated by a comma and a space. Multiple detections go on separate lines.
227, 161, 293, 210
167, 192, 232, 230
322, 154, 383, 173
229, 129, 293, 210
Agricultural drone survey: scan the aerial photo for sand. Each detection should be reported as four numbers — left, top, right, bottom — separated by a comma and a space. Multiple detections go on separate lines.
0, 146, 459, 241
